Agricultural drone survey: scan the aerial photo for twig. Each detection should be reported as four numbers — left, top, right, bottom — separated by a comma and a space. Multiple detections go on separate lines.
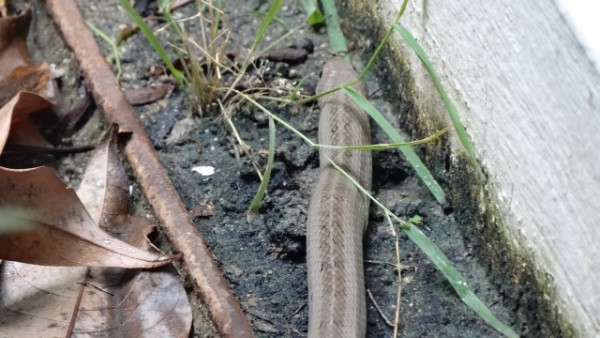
386, 212, 404, 337
364, 259, 396, 268
67, 272, 88, 337
291, 301, 306, 316
366, 289, 394, 327
219, 100, 251, 155
393, 237, 403, 337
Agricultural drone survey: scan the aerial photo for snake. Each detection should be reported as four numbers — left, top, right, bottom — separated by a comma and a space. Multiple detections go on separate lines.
307, 57, 372, 337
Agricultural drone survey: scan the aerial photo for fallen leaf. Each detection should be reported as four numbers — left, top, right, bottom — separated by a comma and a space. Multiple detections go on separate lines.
0, 61, 50, 107
124, 82, 174, 106
0, 9, 32, 79
0, 125, 191, 337
0, 218, 190, 338
0, 166, 175, 268
0, 8, 77, 152
71, 126, 192, 336
0, 91, 52, 154
0, 263, 88, 336
0, 206, 36, 234
0, 9, 51, 106
77, 124, 129, 225
72, 215, 191, 338
191, 199, 214, 218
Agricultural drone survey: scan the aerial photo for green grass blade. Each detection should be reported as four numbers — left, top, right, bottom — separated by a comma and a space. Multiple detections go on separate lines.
320, 127, 448, 151
250, 9, 291, 31
326, 157, 517, 338
119, 0, 184, 81
212, 0, 223, 39
342, 86, 446, 203
289, 75, 308, 101
394, 24, 482, 176
85, 21, 122, 80
247, 116, 277, 218
225, 0, 283, 99
358, 0, 408, 80
228, 89, 446, 153
228, 89, 316, 146
249, 0, 283, 54
256, 24, 303, 57
402, 223, 518, 338
319, 0, 348, 60
158, 0, 171, 8
300, 0, 325, 26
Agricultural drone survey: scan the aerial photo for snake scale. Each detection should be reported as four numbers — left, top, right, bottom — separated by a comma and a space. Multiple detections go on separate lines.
307, 58, 372, 338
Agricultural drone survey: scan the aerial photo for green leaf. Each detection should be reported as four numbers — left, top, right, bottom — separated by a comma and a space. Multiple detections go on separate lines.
85, 20, 122, 80
250, 0, 284, 54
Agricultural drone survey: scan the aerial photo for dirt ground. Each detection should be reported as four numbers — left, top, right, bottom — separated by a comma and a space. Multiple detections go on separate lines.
4, 0, 547, 337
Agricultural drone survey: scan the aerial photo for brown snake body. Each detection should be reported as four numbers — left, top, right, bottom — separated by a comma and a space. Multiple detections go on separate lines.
307, 58, 371, 337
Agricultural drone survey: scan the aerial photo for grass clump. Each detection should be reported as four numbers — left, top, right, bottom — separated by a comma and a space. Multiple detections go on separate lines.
119, 0, 229, 115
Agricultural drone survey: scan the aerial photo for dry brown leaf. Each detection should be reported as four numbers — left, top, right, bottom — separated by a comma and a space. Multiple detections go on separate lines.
0, 258, 191, 338
77, 124, 129, 225
0, 9, 51, 106
191, 199, 214, 218
72, 124, 191, 337
76, 266, 191, 337
0, 166, 176, 268
0, 9, 66, 153
0, 8, 32, 79
123, 82, 175, 106
0, 263, 88, 336
0, 217, 190, 338
0, 7, 191, 337
0, 125, 191, 337
0, 91, 52, 153
0, 61, 50, 108
72, 216, 191, 338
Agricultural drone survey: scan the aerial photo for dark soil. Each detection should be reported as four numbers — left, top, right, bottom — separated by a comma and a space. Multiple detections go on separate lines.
5, 0, 538, 337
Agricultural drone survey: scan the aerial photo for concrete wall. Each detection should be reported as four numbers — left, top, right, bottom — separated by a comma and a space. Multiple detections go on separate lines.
340, 0, 600, 336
